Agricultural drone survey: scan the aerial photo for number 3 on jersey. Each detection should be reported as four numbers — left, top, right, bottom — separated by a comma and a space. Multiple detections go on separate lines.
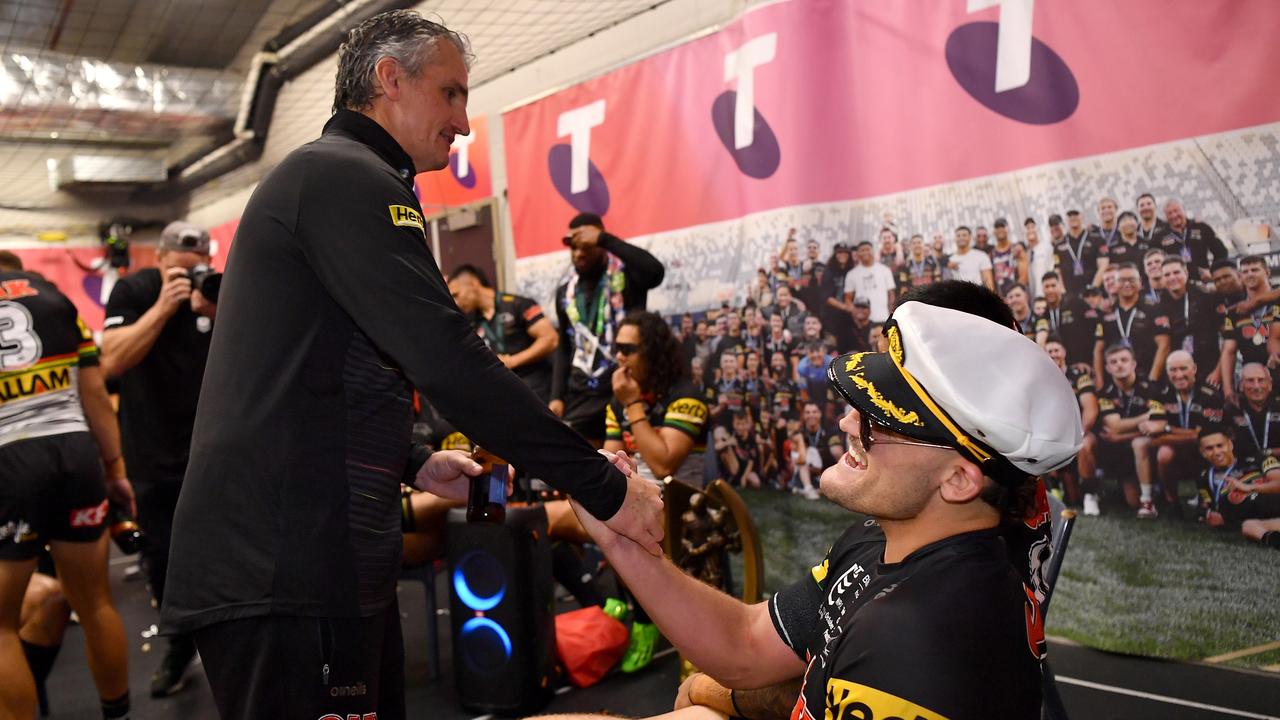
0, 301, 42, 371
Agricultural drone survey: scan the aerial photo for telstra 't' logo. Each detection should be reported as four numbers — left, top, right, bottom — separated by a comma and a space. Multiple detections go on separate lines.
711, 33, 780, 178
548, 100, 610, 215
946, 0, 1078, 124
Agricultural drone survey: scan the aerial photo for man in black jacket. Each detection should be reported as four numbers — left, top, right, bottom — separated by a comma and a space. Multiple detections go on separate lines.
549, 212, 664, 444
161, 11, 661, 720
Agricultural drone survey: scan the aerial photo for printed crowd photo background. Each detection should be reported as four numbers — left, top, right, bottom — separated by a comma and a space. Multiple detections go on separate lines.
490, 0, 1280, 670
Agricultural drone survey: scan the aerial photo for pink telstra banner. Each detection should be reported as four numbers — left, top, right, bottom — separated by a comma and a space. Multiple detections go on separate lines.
503, 0, 1280, 258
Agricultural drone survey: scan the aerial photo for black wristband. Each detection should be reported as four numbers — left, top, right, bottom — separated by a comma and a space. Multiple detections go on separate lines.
627, 400, 646, 409
730, 689, 746, 719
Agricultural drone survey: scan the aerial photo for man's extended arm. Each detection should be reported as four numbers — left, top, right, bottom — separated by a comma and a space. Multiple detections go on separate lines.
600, 233, 665, 291
101, 270, 188, 378
297, 161, 660, 550
677, 674, 802, 720
569, 460, 804, 689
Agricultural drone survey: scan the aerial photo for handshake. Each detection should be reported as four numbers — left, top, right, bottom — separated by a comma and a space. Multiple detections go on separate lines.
412, 447, 665, 556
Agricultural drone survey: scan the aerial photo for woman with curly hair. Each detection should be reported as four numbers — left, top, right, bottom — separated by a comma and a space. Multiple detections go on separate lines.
603, 311, 710, 486
597, 310, 712, 672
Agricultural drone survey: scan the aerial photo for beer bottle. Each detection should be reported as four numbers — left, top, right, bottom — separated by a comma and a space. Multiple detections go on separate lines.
467, 447, 508, 524
108, 503, 147, 555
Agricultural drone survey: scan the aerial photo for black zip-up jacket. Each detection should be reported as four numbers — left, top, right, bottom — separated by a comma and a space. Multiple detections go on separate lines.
162, 110, 626, 633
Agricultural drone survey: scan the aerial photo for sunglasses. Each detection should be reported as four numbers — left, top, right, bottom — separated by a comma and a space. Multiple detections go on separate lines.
857, 411, 954, 453
615, 343, 640, 356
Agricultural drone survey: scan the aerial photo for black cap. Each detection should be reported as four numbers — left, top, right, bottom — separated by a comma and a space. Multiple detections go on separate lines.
1066, 209, 1081, 217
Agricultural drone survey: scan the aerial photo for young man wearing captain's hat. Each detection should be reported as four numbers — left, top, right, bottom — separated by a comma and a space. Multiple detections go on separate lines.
564, 281, 1084, 720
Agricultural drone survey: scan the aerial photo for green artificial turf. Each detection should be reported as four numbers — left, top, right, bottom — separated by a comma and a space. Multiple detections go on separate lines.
736, 488, 1280, 673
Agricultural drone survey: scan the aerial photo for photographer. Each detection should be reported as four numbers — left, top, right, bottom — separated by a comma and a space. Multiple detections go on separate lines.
101, 220, 217, 698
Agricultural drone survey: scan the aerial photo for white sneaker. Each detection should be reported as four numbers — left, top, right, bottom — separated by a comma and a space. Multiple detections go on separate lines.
1083, 493, 1100, 516
1137, 499, 1158, 519
802, 486, 820, 500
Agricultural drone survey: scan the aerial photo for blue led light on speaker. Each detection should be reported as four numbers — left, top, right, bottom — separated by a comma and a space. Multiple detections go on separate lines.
453, 551, 506, 611
461, 617, 513, 659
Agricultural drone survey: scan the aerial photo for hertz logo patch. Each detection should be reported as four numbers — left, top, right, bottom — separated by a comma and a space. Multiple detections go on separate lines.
389, 205, 425, 233
824, 678, 947, 720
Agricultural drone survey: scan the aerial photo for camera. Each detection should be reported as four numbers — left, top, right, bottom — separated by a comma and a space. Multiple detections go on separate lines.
187, 263, 223, 303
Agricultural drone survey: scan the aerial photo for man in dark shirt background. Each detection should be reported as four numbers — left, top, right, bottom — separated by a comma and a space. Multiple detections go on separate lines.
1052, 211, 1108, 293
1036, 272, 1098, 368
448, 264, 557, 401
1162, 199, 1229, 282
550, 213, 665, 445
1159, 256, 1224, 384
1093, 262, 1171, 386
1136, 192, 1169, 245
101, 220, 216, 698
1107, 211, 1149, 271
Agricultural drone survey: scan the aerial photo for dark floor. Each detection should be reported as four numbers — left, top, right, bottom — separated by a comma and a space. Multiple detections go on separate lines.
39, 553, 1280, 720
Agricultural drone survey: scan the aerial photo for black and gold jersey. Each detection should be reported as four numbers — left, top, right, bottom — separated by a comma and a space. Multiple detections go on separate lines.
0, 272, 99, 447
769, 521, 1042, 720
605, 378, 709, 485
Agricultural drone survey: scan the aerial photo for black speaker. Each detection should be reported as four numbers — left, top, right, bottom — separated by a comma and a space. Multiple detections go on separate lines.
446, 505, 556, 715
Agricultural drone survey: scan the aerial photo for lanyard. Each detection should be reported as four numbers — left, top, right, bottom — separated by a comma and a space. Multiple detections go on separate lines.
1138, 222, 1158, 242
1118, 389, 1137, 417
1207, 462, 1235, 509
807, 427, 824, 448
1171, 226, 1189, 250
1176, 391, 1193, 429
1251, 305, 1268, 333
565, 271, 610, 337
1048, 305, 1061, 331
1115, 305, 1138, 342
910, 258, 926, 279
1244, 407, 1270, 453
476, 311, 506, 354
1100, 225, 1117, 245
1065, 233, 1087, 272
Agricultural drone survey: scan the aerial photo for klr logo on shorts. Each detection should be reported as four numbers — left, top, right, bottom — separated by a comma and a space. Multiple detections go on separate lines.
946, 0, 1078, 124
69, 499, 109, 529
549, 100, 610, 216
317, 713, 376, 720
711, 33, 780, 179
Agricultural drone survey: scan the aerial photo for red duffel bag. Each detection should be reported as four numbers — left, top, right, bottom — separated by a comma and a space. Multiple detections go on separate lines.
554, 606, 629, 688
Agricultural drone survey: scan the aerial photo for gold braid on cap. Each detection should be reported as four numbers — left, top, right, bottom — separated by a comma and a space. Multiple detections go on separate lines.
844, 353, 924, 427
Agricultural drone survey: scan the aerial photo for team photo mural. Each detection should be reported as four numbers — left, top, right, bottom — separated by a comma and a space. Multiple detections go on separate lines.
495, 0, 1280, 669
